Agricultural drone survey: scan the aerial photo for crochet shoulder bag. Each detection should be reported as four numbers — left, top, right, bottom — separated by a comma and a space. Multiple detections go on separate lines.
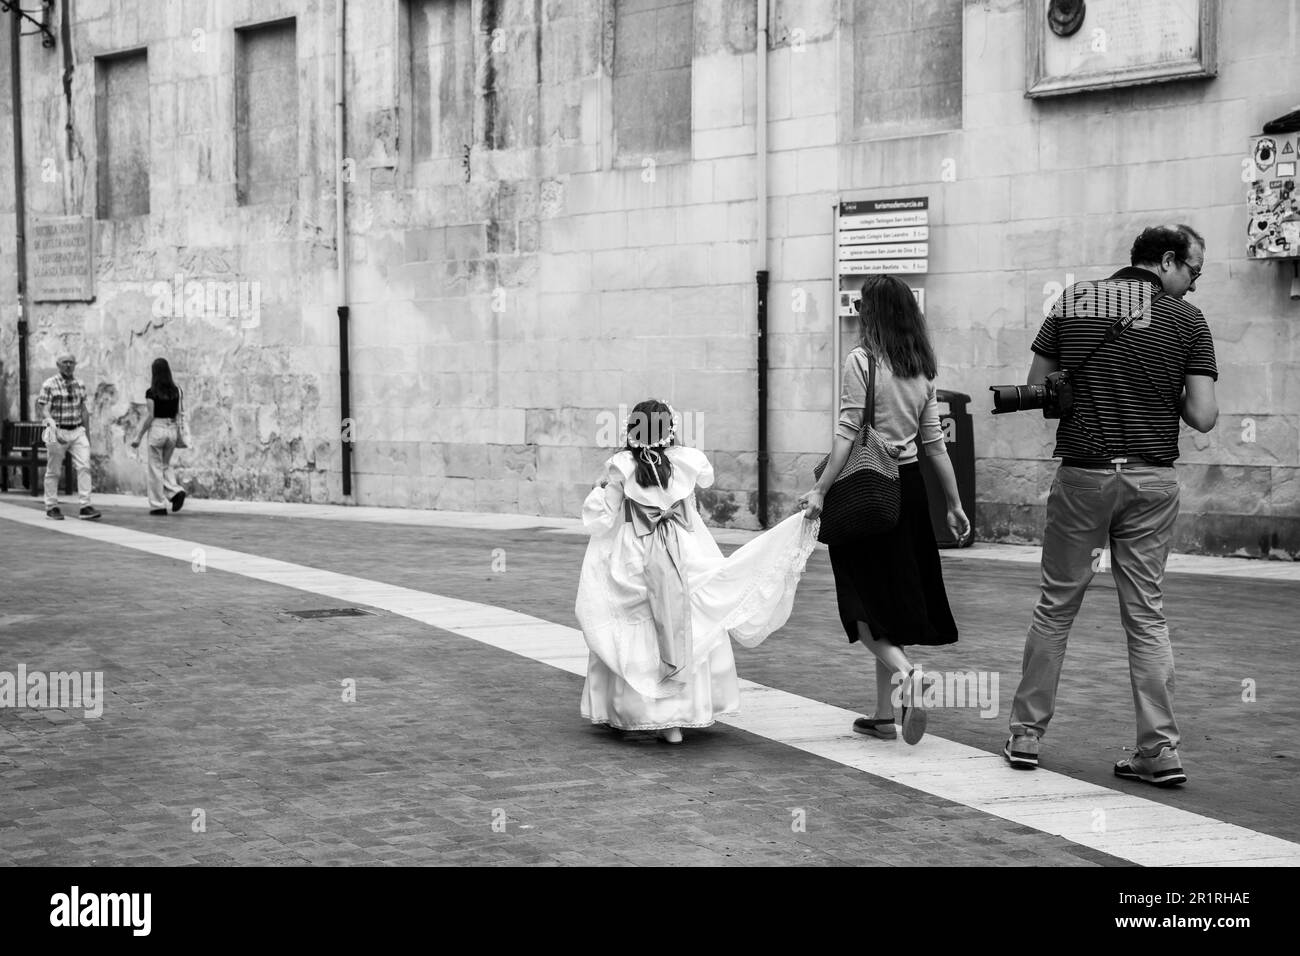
812, 350, 902, 545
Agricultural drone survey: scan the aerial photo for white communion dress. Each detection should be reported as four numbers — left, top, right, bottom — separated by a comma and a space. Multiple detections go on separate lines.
576, 445, 819, 730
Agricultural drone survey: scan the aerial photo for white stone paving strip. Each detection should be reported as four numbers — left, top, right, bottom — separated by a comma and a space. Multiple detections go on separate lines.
37, 493, 1300, 577
3, 499, 1298, 867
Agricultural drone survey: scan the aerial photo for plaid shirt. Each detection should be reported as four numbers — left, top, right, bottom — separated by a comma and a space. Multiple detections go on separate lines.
38, 374, 88, 427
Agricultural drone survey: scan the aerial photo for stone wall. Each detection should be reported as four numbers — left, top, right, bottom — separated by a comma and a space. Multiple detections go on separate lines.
1, 0, 1298, 555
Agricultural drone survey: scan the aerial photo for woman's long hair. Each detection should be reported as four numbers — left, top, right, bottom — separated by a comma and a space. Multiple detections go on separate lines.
624, 399, 676, 489
150, 358, 179, 401
856, 275, 938, 379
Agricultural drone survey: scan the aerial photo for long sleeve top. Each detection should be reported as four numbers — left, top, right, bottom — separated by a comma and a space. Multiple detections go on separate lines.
835, 347, 947, 466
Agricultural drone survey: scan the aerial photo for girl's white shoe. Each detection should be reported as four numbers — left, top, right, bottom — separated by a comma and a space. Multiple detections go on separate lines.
659, 727, 684, 744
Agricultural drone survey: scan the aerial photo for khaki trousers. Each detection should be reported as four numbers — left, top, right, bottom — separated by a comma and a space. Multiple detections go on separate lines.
44, 425, 92, 507
1010, 464, 1182, 757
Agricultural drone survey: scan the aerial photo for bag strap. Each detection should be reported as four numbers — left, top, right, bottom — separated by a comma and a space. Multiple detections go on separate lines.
1070, 290, 1167, 374
846, 349, 877, 443
865, 351, 877, 429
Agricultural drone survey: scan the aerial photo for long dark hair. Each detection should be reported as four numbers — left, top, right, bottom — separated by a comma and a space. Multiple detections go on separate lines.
856, 275, 938, 379
624, 399, 676, 489
150, 357, 179, 401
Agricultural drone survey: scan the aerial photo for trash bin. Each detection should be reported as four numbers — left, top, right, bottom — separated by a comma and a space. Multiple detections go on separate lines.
917, 389, 975, 548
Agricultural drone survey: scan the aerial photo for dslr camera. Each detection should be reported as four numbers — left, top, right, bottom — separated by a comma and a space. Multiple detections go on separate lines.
989, 370, 1074, 419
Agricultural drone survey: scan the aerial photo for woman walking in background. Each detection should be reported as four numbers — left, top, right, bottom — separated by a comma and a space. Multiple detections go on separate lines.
130, 358, 188, 516
798, 275, 969, 745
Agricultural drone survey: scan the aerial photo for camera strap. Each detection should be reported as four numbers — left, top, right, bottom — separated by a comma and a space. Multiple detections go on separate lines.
1068, 287, 1167, 375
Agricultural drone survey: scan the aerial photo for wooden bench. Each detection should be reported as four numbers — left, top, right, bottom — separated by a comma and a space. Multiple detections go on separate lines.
0, 420, 74, 497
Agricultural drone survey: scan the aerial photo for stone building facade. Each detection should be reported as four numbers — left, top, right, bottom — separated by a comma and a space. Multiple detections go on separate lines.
2, 0, 1298, 555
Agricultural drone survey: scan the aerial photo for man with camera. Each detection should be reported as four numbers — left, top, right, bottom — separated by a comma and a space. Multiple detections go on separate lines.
997, 224, 1218, 786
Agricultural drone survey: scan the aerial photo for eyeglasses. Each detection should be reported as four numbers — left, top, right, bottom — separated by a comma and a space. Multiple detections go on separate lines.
1176, 259, 1203, 283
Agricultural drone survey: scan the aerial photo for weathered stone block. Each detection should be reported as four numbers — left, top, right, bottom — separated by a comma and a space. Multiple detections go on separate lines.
692, 54, 744, 130
769, 332, 832, 369
435, 476, 478, 511
786, 191, 835, 237
1270, 467, 1300, 518
704, 336, 756, 371
1177, 464, 1272, 516
691, 122, 756, 164
778, 234, 833, 281
975, 457, 1054, 507
474, 478, 520, 512
765, 150, 798, 199
1180, 415, 1299, 467
976, 502, 1045, 546
539, 251, 594, 292
711, 156, 756, 202
769, 366, 833, 412
639, 244, 711, 288
677, 203, 733, 244
626, 207, 677, 246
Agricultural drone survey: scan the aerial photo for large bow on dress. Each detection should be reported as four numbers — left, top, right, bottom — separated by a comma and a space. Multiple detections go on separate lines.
623, 497, 694, 686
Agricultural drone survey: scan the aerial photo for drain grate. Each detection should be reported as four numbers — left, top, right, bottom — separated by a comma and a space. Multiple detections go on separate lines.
285, 607, 376, 620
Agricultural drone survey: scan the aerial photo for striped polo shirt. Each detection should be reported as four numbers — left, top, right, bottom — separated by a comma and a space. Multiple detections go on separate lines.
1031, 267, 1218, 464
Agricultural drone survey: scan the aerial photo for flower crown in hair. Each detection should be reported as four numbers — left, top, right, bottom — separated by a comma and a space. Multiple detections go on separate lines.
625, 403, 677, 450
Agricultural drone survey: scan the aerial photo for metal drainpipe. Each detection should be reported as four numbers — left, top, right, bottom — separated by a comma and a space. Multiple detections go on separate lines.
10, 13, 30, 419
335, 0, 352, 498
756, 269, 769, 527
755, 0, 769, 527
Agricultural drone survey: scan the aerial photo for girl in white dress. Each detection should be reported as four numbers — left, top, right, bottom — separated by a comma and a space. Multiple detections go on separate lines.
576, 399, 818, 743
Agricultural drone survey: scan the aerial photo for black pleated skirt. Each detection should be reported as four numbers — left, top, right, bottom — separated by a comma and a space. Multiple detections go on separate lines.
827, 461, 959, 647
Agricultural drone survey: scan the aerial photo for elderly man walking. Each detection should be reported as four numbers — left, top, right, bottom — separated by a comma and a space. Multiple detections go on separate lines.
36, 353, 101, 520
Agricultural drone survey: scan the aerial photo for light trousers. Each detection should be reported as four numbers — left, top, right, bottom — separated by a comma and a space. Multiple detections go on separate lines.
147, 420, 185, 510
1009, 464, 1182, 757
44, 425, 92, 507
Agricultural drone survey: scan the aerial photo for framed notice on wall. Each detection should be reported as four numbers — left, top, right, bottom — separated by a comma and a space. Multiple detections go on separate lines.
30, 216, 96, 302
1026, 0, 1218, 98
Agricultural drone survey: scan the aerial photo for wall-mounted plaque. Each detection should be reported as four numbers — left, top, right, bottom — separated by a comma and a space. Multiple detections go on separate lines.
1026, 0, 1217, 98
30, 216, 96, 302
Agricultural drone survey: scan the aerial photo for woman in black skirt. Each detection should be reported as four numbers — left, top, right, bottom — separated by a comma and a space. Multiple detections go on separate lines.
797, 275, 969, 746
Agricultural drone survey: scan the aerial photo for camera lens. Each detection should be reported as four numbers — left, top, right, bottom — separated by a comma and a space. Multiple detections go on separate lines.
989, 384, 1047, 414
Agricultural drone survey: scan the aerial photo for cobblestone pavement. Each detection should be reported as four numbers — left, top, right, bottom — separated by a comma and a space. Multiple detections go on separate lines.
1, 493, 1297, 866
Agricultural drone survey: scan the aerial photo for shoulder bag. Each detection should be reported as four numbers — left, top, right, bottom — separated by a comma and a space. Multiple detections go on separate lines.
175, 388, 192, 449
812, 351, 902, 545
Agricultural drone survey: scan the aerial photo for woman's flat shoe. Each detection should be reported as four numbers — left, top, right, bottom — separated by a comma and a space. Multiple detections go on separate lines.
852, 717, 897, 740
659, 727, 683, 744
900, 669, 927, 745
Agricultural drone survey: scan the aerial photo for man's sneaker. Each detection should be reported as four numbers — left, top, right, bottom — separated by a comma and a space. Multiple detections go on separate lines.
1114, 747, 1187, 787
1003, 733, 1040, 769
46, 507, 64, 520
171, 490, 186, 512
78, 506, 102, 521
